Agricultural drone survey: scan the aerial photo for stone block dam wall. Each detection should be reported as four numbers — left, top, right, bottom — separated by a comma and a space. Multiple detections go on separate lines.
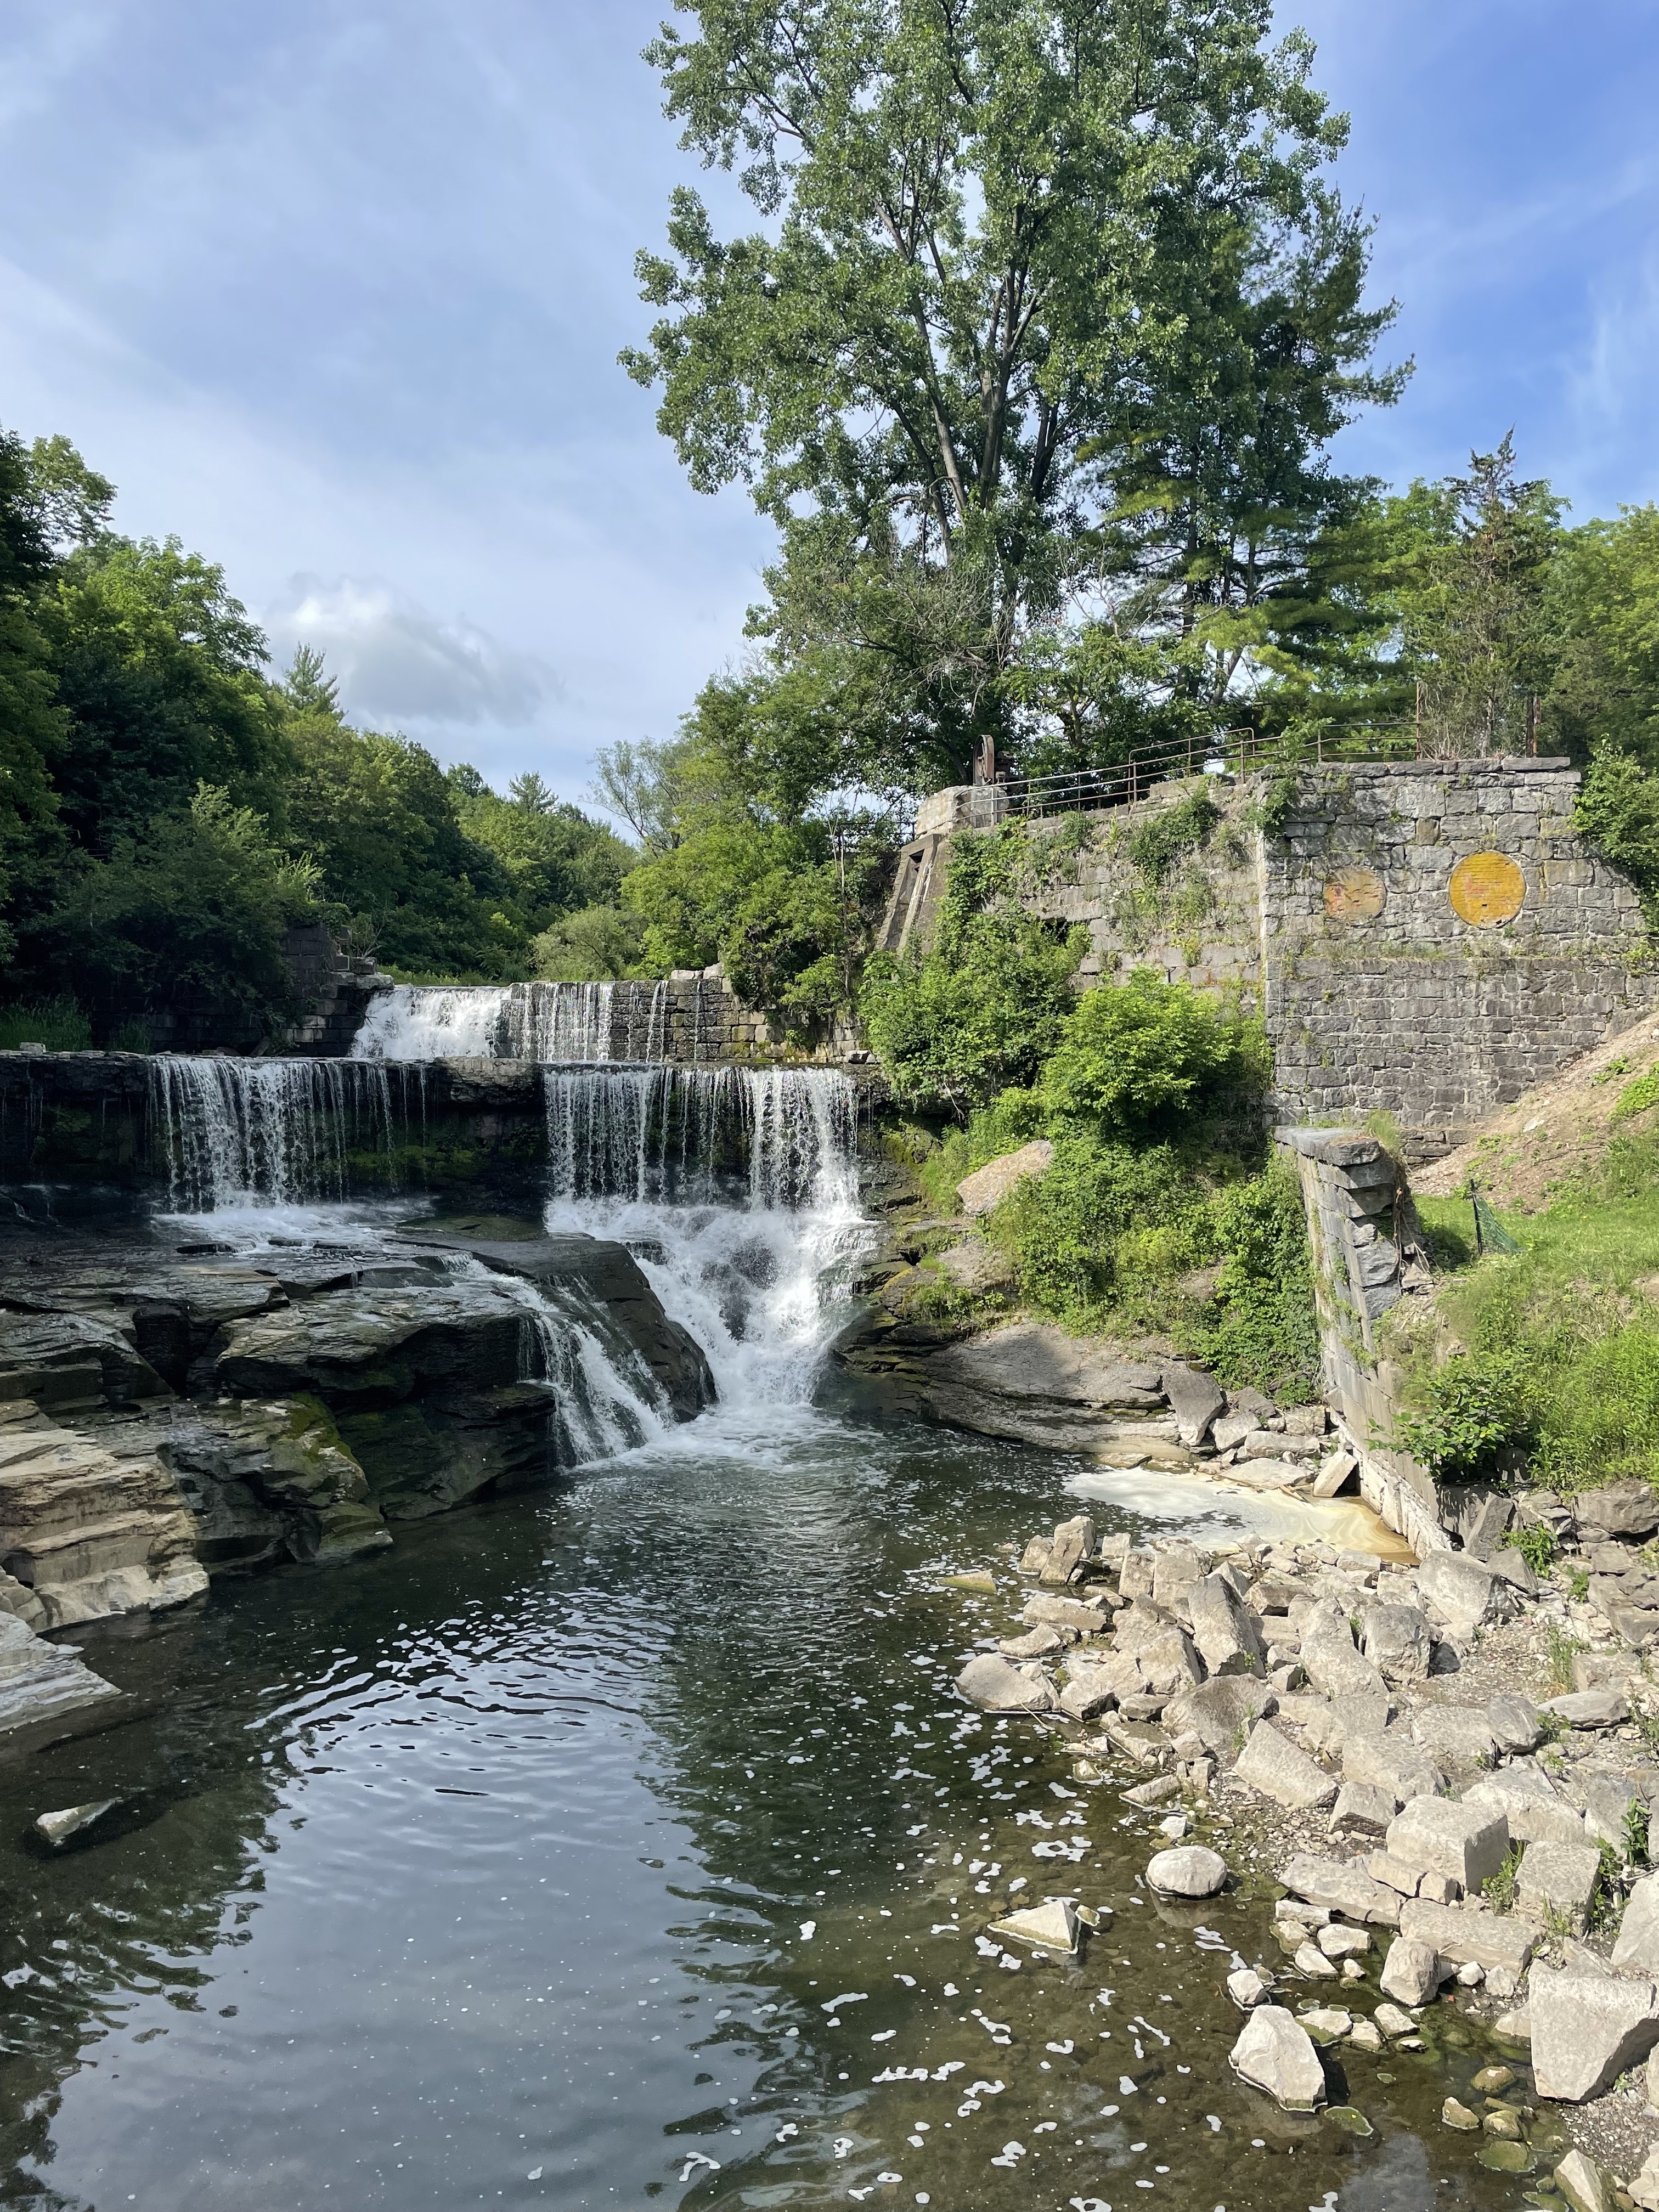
885, 757, 1658, 1155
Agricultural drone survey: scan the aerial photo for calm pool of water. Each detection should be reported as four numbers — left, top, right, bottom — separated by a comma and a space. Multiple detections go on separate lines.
1, 1403, 1532, 2211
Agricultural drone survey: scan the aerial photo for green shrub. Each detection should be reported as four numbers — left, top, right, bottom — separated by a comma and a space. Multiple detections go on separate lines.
0, 996, 92, 1051
1390, 1348, 1534, 1481
1186, 1159, 1322, 1397
1037, 968, 1265, 1140
860, 915, 1085, 1115
1125, 787, 1220, 878
1611, 1064, 1659, 1122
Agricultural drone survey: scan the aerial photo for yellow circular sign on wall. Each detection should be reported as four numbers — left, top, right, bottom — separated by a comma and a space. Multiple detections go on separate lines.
1323, 867, 1386, 921
1449, 851, 1526, 927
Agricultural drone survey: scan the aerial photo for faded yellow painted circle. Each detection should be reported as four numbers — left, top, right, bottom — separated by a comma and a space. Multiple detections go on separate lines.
1449, 851, 1526, 927
1323, 867, 1386, 921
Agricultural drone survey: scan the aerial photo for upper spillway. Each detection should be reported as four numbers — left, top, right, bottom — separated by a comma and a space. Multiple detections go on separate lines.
350, 981, 651, 1063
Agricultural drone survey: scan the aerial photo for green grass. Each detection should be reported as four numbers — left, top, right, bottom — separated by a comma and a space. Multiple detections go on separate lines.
0, 997, 93, 1052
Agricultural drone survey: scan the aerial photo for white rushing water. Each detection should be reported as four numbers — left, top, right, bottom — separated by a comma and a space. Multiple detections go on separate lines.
349, 980, 673, 1063
146, 1052, 871, 1426
541, 1065, 871, 1409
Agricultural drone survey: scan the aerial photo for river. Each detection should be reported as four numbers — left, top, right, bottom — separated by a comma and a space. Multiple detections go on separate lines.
0, 998, 1534, 2208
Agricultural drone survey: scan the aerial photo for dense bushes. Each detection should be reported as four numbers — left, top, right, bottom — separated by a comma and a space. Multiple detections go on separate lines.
878, 919, 1318, 1396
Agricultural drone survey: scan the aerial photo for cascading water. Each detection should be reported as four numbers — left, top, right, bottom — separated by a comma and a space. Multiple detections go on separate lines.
540, 1064, 870, 1408
349, 980, 671, 1062
148, 1056, 403, 1212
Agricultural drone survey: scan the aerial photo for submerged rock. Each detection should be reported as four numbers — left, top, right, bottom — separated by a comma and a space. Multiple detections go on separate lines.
34, 1798, 120, 1847
989, 1897, 1079, 1953
0, 1611, 117, 1735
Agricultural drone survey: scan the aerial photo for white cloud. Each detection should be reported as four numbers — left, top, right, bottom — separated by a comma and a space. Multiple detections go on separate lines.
267, 575, 557, 731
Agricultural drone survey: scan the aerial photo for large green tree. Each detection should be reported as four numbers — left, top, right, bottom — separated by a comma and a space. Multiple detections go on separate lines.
627, 0, 1401, 791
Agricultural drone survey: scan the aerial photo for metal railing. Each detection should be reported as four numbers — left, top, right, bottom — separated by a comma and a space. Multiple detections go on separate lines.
997, 722, 1423, 821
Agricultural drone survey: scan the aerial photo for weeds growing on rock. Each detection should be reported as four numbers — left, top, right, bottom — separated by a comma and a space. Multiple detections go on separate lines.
1482, 1843, 1523, 1912
1543, 1623, 1582, 1695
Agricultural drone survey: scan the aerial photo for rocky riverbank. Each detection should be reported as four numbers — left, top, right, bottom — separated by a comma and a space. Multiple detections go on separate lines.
945, 1496, 1659, 2211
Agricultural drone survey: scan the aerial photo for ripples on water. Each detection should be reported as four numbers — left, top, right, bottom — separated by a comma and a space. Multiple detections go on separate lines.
2, 1404, 1517, 2211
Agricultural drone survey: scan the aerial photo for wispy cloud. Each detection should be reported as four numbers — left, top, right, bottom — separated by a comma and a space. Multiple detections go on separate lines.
267, 575, 558, 730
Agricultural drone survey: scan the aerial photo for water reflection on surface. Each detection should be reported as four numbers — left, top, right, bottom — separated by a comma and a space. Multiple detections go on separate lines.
2, 1408, 1520, 2210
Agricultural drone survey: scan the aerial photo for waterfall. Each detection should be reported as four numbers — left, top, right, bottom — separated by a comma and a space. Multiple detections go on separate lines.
351, 981, 623, 1063
540, 1066, 870, 1408
148, 1056, 401, 1212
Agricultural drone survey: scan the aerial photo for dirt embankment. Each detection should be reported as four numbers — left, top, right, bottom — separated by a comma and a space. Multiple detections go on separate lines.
1414, 1006, 1659, 1213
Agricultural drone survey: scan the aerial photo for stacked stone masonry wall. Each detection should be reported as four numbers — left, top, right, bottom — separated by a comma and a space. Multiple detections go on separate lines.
889, 759, 1659, 1148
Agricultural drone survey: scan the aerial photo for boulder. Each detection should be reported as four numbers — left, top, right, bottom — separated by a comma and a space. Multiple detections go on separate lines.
1379, 1936, 1444, 2006
1576, 1481, 1659, 1538
1187, 1571, 1267, 1677
1317, 1922, 1370, 1960
1415, 1551, 1515, 1635
1312, 1449, 1359, 1500
1516, 1840, 1602, 1932
1540, 1688, 1629, 1730
1374, 2001, 1416, 2036
1329, 1781, 1397, 1840
0, 1610, 117, 1734
1487, 1692, 1544, 1753
1528, 1962, 1659, 2100
1300, 1608, 1389, 1702
1385, 1797, 1509, 1891
1582, 1775, 1638, 1855
1000, 1626, 1066, 1658
1059, 1656, 1138, 1720
956, 1654, 1056, 1713
1137, 1626, 1206, 1696
1555, 2149, 1616, 2212
989, 1897, 1079, 1953
1279, 1853, 1402, 1927
1360, 1602, 1432, 1684
1164, 1675, 1276, 1761
1147, 1845, 1227, 1898
0, 1308, 171, 1413
161, 1396, 391, 1570
1234, 1722, 1338, 1812
911, 1323, 1167, 1451
1042, 1514, 1097, 1585
1023, 1592, 1111, 1633
1161, 1363, 1226, 1449
1613, 1874, 1659, 1973
1295, 1940, 1339, 1978
1464, 1773, 1585, 1848
1228, 1967, 1272, 2009
1228, 2006, 1327, 2112
1151, 1548, 1207, 1611
1342, 1730, 1444, 1805
1398, 1898, 1535, 1974
955, 1141, 1054, 1217
0, 1404, 207, 1627
1410, 1704, 1498, 1777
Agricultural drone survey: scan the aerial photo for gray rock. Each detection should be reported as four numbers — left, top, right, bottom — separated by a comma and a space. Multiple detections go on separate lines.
1228, 1967, 1273, 2008
0, 1611, 120, 1735
1040, 1515, 1096, 1586
1124, 1775, 1183, 1807
1576, 1481, 1659, 1538
0, 1307, 171, 1412
1516, 1840, 1602, 1931
1464, 1773, 1585, 1848
1059, 1655, 1138, 1720
1187, 1571, 1267, 1678
1379, 1936, 1444, 2005
1300, 1608, 1390, 1703
1151, 1548, 1207, 1610
955, 1654, 1056, 1713
1612, 1874, 1659, 1972
1398, 1898, 1535, 1973
1147, 1844, 1227, 1898
1373, 2001, 1417, 2036
998, 1625, 1066, 1658
1278, 1853, 1402, 1927
1581, 1775, 1639, 1854
1410, 1703, 1497, 1776
1555, 2148, 1616, 2212
1360, 1602, 1432, 1684
1295, 1939, 1340, 1978
1317, 1922, 1371, 1960
1385, 1797, 1509, 1891
955, 1142, 1055, 1217
162, 1396, 391, 1570
989, 1897, 1079, 1953
1228, 2005, 1327, 2112
1415, 1551, 1516, 1635
33, 1798, 120, 1847
1541, 1688, 1629, 1730
1164, 1675, 1276, 1761
1342, 1730, 1445, 1804
1528, 1962, 1659, 2100
1211, 1410, 1259, 1454
1162, 1363, 1226, 1448
1235, 1721, 1338, 1812
1329, 1781, 1397, 1839
1022, 1592, 1112, 1633
1487, 1692, 1544, 1753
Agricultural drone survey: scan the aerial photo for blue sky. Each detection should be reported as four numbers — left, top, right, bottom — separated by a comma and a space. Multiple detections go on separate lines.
2, 1, 1657, 804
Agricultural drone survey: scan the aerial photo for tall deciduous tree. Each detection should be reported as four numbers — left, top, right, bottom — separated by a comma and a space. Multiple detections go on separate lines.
626, 0, 1401, 790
